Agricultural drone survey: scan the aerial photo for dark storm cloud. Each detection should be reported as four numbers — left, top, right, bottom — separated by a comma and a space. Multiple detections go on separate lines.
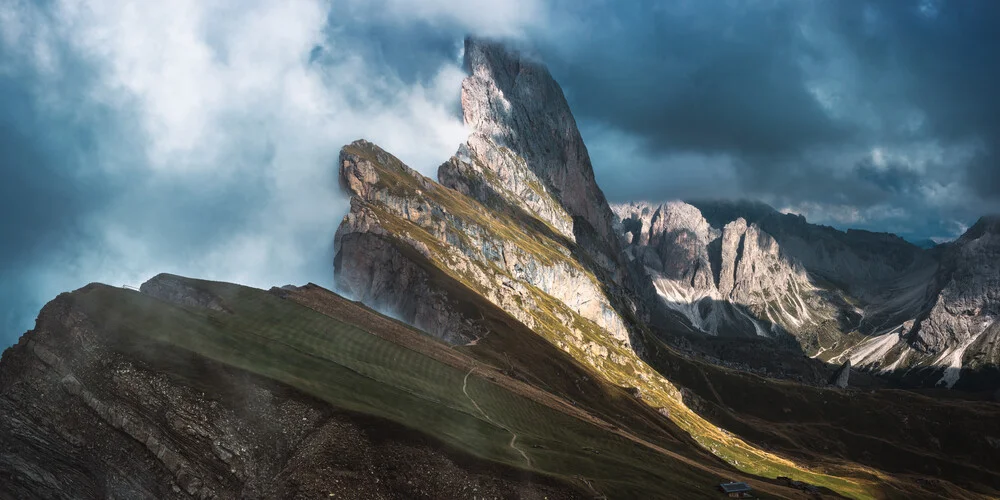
328, 21, 459, 86
854, 159, 922, 195
823, 1, 1000, 200
541, 1, 848, 158
530, 0, 1000, 238
967, 150, 1000, 200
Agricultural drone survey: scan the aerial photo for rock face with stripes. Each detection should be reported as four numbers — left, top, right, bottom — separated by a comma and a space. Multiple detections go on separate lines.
334, 39, 650, 356
441, 37, 625, 278
615, 200, 1000, 389
614, 201, 853, 349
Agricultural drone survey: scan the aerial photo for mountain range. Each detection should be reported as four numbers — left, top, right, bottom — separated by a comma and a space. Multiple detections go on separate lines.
2, 37, 999, 499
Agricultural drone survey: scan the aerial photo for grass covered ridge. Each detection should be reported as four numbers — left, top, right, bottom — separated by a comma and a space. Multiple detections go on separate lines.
66, 278, 834, 499
337, 142, 891, 498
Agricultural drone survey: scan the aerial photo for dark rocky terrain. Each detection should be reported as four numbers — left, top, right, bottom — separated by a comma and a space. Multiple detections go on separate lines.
0, 279, 583, 499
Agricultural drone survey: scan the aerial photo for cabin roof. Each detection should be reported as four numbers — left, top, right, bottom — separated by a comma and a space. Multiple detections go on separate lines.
719, 481, 752, 493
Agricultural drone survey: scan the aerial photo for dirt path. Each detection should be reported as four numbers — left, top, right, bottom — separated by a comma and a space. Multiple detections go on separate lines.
462, 366, 532, 467
290, 286, 820, 498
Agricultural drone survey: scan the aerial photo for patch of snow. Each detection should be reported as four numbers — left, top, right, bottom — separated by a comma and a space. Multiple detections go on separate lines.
733, 304, 770, 337
880, 348, 910, 373
651, 273, 715, 334
933, 328, 988, 388
848, 330, 903, 368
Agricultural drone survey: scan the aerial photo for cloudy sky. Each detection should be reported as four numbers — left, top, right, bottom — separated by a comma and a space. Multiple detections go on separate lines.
1, 0, 997, 346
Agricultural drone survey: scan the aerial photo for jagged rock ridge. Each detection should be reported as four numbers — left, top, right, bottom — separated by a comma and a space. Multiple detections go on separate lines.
442, 38, 624, 276
335, 140, 633, 349
832, 216, 1000, 389
332, 37, 1000, 393
614, 200, 1000, 389
614, 201, 855, 351
329, 39, 883, 489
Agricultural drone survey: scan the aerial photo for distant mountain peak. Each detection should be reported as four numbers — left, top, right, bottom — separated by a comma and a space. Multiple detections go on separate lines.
961, 214, 1000, 242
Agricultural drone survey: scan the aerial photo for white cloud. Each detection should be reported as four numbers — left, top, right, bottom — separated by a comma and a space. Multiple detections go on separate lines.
355, 0, 547, 37
2, 0, 540, 311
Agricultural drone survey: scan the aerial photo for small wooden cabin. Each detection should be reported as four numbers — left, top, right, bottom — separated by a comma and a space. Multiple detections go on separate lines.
718, 481, 753, 498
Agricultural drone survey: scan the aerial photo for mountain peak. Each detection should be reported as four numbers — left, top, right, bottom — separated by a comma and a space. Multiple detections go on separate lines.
462, 37, 525, 88
966, 215, 1000, 237
453, 37, 621, 265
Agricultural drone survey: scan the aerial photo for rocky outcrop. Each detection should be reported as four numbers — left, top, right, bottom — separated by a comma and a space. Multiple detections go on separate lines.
614, 201, 850, 349
442, 38, 623, 275
334, 140, 633, 349
332, 38, 652, 356
824, 217, 999, 388
828, 360, 851, 389
691, 200, 931, 300
716, 218, 748, 297
615, 200, 1000, 388
911, 216, 1000, 356
613, 201, 716, 287
140, 273, 227, 312
334, 213, 486, 346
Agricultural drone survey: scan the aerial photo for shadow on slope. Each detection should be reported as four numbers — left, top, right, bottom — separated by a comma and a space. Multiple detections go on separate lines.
3, 274, 850, 499
641, 321, 1000, 499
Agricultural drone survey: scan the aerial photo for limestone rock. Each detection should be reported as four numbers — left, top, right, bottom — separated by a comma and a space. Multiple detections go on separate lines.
828, 360, 851, 389
912, 217, 1000, 356
446, 37, 623, 274
334, 140, 633, 348
615, 201, 841, 346
140, 273, 226, 312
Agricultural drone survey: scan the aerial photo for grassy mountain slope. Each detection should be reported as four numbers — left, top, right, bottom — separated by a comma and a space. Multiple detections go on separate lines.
27, 276, 842, 499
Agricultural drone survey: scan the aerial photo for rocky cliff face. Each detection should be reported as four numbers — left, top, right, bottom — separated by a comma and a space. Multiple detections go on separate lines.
635, 201, 998, 389
831, 216, 1000, 388
692, 200, 931, 300
614, 201, 854, 351
334, 38, 647, 354
334, 140, 633, 350
614, 201, 1000, 389
912, 216, 1000, 355
442, 38, 623, 276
